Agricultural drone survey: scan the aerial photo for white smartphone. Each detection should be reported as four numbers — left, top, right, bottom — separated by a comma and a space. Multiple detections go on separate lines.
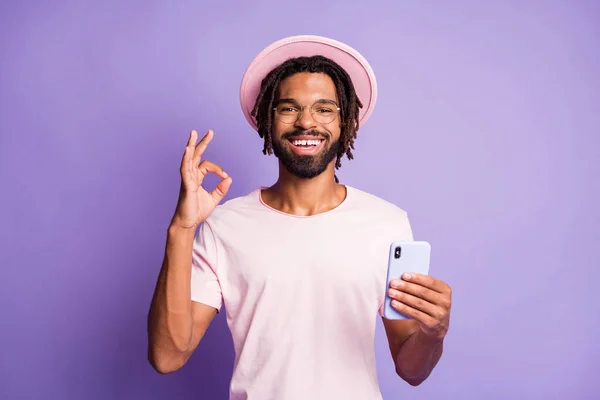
383, 241, 431, 320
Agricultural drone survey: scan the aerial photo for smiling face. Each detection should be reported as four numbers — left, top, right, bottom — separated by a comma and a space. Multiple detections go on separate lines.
270, 72, 342, 179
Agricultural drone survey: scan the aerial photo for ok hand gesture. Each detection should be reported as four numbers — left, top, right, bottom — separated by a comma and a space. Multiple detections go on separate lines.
171, 130, 232, 230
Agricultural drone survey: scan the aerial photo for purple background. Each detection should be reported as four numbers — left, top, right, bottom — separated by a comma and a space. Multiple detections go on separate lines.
1, 1, 599, 399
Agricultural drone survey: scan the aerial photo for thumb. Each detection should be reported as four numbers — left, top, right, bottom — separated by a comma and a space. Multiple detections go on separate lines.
210, 176, 232, 205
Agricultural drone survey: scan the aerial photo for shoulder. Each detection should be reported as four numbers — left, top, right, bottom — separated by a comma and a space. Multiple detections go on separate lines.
345, 185, 414, 240
204, 188, 263, 226
346, 185, 409, 219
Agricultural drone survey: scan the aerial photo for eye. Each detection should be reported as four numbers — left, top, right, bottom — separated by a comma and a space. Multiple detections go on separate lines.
315, 107, 333, 113
278, 106, 298, 113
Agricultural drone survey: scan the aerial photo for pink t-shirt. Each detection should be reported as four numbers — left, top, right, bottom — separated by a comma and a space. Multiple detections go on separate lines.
191, 186, 414, 399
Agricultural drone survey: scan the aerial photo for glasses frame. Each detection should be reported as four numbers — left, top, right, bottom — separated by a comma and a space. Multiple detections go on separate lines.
272, 100, 341, 125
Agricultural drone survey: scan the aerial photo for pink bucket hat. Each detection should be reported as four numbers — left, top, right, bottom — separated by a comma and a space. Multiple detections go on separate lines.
239, 35, 378, 131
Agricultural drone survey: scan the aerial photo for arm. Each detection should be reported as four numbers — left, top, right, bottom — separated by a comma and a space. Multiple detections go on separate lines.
147, 224, 218, 374
382, 319, 444, 386
147, 129, 232, 374
382, 272, 452, 386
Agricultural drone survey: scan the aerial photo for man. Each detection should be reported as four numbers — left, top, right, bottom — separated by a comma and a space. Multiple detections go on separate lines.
147, 35, 452, 399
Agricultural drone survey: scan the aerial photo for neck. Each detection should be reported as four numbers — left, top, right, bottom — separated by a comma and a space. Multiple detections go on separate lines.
262, 162, 346, 216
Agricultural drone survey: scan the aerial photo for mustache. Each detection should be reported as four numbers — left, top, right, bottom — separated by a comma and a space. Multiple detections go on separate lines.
282, 129, 328, 140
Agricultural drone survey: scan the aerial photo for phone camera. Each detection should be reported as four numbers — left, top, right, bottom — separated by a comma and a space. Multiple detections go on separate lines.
394, 246, 402, 259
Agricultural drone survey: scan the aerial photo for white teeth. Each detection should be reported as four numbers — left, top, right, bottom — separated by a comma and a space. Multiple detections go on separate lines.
292, 139, 322, 146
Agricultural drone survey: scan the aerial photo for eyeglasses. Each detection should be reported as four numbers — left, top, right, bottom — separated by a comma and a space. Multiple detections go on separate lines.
273, 100, 340, 124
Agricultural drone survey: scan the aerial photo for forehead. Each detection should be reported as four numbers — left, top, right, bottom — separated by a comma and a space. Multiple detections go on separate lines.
277, 72, 338, 103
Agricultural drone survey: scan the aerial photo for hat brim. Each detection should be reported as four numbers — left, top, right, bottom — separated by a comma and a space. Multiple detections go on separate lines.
239, 35, 377, 131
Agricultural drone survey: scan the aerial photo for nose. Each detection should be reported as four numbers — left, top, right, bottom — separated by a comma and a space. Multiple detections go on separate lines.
294, 106, 318, 130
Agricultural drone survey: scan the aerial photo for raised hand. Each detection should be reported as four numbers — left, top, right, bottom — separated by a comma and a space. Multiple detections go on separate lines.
171, 129, 232, 230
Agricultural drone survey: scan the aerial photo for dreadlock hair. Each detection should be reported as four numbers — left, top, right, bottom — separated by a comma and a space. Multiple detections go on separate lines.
250, 55, 363, 183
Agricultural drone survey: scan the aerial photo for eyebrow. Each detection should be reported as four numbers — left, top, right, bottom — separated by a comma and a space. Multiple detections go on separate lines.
275, 98, 338, 106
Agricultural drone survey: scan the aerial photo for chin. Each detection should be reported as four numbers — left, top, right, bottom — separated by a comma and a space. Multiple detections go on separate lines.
272, 137, 341, 179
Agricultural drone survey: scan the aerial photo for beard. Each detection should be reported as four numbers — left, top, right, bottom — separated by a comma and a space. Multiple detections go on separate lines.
271, 129, 341, 179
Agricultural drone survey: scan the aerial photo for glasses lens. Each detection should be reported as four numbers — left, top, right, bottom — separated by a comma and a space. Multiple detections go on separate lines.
274, 103, 338, 124
275, 105, 298, 124
311, 103, 337, 123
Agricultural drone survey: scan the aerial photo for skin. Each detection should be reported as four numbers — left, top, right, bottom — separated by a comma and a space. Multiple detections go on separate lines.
261, 72, 346, 215
147, 128, 230, 373
146, 72, 452, 386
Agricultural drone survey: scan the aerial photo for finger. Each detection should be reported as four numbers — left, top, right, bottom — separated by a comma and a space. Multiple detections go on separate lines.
181, 145, 193, 178
197, 160, 228, 184
182, 130, 197, 164
388, 288, 439, 318
187, 129, 198, 147
193, 130, 214, 166
400, 273, 450, 294
391, 299, 437, 326
210, 176, 232, 204
389, 280, 442, 305
181, 130, 198, 174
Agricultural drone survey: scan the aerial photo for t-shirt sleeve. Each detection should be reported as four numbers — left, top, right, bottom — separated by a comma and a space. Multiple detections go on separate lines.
399, 210, 414, 242
191, 221, 223, 312
379, 210, 414, 318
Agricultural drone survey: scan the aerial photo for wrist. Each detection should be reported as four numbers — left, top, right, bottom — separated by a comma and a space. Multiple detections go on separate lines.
414, 328, 445, 348
167, 222, 197, 239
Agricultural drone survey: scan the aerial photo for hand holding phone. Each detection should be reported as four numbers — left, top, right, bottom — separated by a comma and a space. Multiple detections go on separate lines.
382, 241, 431, 320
